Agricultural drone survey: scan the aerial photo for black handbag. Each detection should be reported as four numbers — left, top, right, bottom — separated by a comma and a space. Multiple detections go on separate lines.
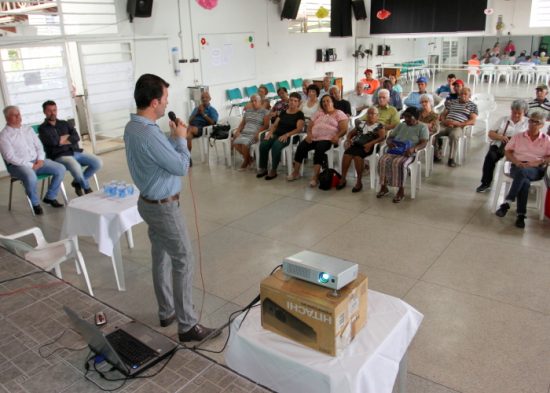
209, 124, 230, 140
496, 120, 510, 156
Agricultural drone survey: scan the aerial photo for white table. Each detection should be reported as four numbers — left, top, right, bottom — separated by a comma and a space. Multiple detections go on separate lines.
61, 192, 143, 291
225, 290, 423, 393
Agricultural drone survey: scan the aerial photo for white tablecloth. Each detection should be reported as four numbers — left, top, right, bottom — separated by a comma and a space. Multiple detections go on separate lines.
61, 193, 143, 256
225, 290, 423, 393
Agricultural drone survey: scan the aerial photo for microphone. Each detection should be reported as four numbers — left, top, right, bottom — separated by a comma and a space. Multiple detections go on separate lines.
168, 111, 177, 123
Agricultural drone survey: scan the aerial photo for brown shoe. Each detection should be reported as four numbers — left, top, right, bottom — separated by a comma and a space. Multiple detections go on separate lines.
159, 314, 176, 327
178, 324, 220, 342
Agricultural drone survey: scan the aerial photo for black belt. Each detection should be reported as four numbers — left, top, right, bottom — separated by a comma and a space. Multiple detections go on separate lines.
140, 193, 179, 204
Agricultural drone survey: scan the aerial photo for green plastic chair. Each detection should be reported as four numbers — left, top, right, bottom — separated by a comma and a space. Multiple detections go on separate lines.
276, 80, 291, 91
244, 85, 258, 97
291, 78, 303, 90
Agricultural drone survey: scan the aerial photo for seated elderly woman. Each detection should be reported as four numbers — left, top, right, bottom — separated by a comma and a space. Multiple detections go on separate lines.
233, 94, 270, 170
418, 93, 440, 136
376, 107, 429, 203
244, 85, 271, 111
337, 106, 385, 192
287, 95, 349, 187
257, 92, 305, 180
270, 87, 290, 122
300, 84, 320, 120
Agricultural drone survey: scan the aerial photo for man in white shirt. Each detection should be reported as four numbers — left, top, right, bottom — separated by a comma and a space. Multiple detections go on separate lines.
348, 81, 371, 115
0, 106, 66, 215
476, 100, 529, 193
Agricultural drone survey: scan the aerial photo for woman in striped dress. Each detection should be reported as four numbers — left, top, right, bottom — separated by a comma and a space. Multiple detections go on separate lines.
232, 95, 270, 170
376, 107, 429, 203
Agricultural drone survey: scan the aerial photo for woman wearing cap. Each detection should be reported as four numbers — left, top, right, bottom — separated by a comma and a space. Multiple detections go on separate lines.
287, 95, 348, 187
233, 94, 270, 170
361, 69, 380, 95
376, 107, 429, 203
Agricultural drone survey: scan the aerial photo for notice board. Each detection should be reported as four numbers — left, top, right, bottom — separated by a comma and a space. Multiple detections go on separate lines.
199, 32, 256, 86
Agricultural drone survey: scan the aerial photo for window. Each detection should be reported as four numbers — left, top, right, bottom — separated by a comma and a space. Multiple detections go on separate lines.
288, 0, 331, 34
530, 0, 550, 27
0, 0, 118, 36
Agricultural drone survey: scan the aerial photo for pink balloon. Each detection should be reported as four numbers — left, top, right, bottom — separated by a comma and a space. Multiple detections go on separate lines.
196, 0, 218, 10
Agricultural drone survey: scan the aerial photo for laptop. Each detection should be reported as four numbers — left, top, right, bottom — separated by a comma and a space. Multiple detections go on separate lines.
64, 306, 178, 377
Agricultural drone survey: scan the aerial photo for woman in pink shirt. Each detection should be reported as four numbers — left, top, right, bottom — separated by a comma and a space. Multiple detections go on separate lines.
287, 95, 348, 187
495, 111, 550, 228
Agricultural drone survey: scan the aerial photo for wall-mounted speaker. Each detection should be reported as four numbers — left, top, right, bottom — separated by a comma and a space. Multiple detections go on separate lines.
128, 0, 153, 22
281, 0, 301, 20
351, 0, 367, 20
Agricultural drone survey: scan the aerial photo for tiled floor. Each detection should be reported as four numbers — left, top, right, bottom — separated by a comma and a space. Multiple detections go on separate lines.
1, 77, 549, 393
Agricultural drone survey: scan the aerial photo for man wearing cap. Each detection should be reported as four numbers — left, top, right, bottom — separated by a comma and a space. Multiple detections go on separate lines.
404, 77, 441, 110
495, 110, 550, 228
436, 74, 457, 97
447, 79, 464, 101
527, 84, 550, 118
437, 87, 478, 167
361, 69, 380, 95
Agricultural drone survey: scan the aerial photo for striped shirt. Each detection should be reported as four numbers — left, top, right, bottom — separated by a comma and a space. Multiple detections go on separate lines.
124, 114, 190, 200
444, 99, 478, 123
527, 98, 550, 118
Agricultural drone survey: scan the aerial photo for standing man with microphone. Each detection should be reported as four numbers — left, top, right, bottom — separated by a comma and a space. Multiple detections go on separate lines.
124, 74, 217, 342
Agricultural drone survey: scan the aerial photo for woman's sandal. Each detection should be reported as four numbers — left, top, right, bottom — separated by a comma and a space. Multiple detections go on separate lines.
351, 184, 363, 193
336, 180, 347, 190
376, 189, 389, 198
392, 194, 405, 203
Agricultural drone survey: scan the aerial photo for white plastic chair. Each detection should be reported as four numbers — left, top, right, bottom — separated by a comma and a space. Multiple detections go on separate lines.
467, 66, 480, 85
0, 227, 94, 296
490, 160, 547, 220
496, 65, 513, 84
377, 144, 422, 199
440, 127, 470, 166
516, 65, 535, 84
480, 64, 497, 84
206, 116, 242, 167
472, 94, 497, 139
535, 65, 550, 85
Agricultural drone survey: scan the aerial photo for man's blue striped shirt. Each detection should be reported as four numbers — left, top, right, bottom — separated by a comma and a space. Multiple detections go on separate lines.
124, 114, 190, 200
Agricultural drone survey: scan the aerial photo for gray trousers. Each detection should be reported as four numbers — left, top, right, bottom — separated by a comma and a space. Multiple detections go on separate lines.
137, 198, 198, 333
438, 126, 463, 160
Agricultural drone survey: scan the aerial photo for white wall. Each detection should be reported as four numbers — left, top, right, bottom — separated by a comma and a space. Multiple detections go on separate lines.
125, 0, 356, 121
485, 0, 549, 36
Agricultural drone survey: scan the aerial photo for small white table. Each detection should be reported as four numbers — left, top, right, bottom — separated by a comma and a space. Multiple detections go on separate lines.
225, 290, 423, 393
61, 192, 143, 291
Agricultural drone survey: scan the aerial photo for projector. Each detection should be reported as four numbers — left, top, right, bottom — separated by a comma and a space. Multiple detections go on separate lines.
282, 251, 358, 290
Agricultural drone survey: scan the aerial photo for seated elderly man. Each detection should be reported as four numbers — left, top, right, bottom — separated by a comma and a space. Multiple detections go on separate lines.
476, 100, 529, 193
495, 111, 550, 228
0, 106, 66, 215
187, 91, 219, 153
437, 87, 478, 167
348, 81, 371, 115
38, 100, 102, 196
319, 76, 333, 97
527, 84, 550, 117
404, 76, 441, 110
299, 79, 313, 102
329, 86, 352, 116
371, 89, 399, 130
373, 79, 403, 111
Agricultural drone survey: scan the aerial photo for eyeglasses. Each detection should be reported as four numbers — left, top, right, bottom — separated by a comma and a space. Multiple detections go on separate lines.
528, 119, 543, 124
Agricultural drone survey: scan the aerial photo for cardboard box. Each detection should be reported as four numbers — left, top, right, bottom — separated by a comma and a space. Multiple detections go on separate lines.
260, 270, 367, 356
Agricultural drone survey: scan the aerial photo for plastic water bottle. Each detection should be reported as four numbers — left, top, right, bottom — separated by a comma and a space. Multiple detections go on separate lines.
117, 183, 127, 198
126, 184, 135, 196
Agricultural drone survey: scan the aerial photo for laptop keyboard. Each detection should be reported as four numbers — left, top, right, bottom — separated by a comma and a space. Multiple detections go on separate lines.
106, 329, 157, 367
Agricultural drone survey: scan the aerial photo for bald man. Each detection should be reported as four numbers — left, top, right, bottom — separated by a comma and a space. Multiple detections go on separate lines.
187, 91, 219, 154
